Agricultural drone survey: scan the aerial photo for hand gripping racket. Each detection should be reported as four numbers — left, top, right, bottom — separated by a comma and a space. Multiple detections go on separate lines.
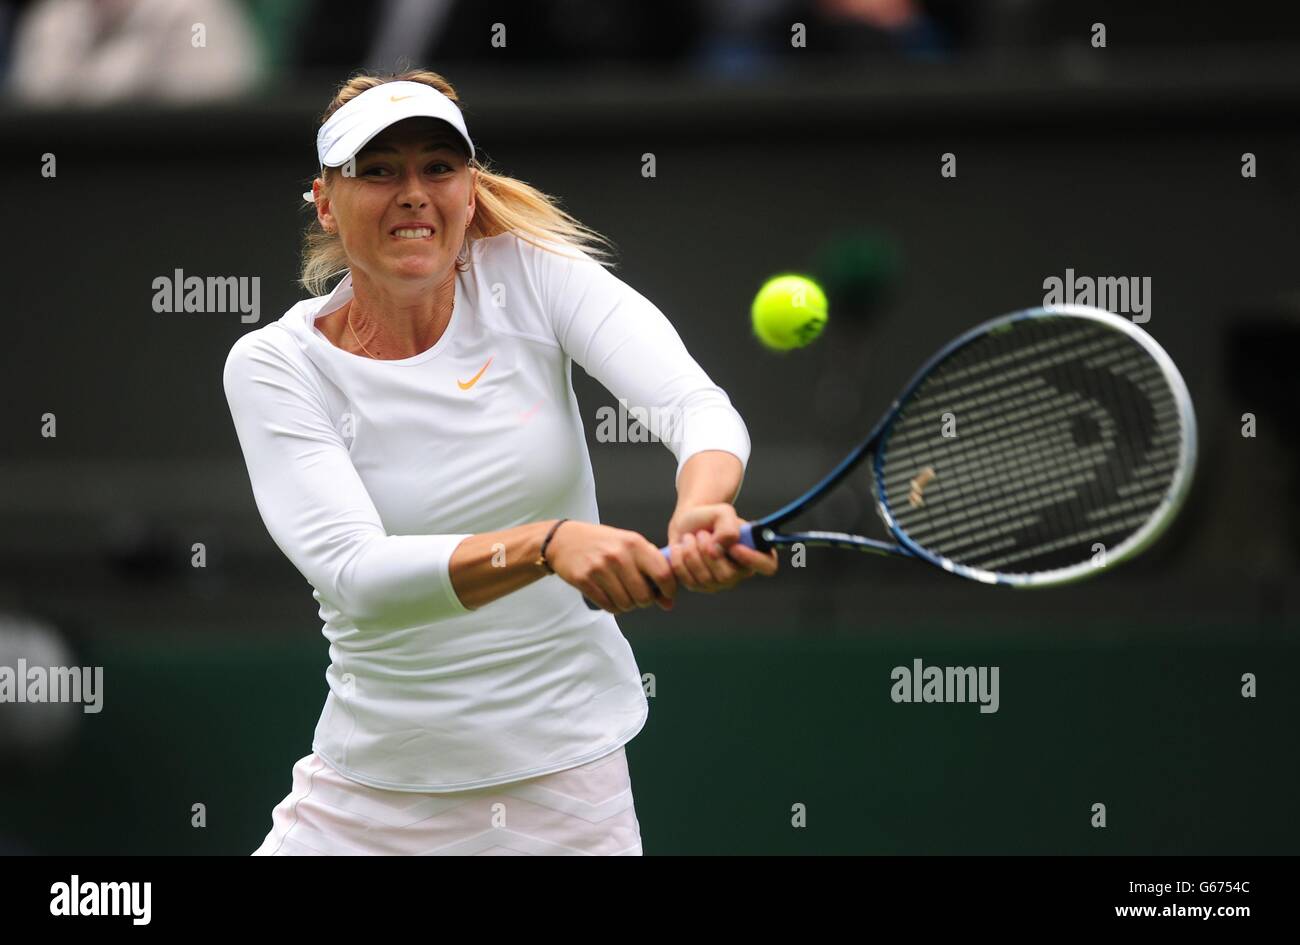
661, 304, 1196, 588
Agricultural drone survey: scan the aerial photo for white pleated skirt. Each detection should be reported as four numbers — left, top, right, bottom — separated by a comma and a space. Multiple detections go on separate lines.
251, 745, 643, 856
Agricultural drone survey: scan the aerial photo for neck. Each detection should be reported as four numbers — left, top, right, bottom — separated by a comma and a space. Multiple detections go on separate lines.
345, 267, 457, 360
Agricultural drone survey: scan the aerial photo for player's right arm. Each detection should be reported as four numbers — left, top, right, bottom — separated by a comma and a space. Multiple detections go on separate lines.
449, 520, 676, 613
223, 335, 673, 627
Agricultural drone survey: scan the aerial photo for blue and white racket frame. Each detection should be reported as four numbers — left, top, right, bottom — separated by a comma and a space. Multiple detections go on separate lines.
712, 304, 1198, 589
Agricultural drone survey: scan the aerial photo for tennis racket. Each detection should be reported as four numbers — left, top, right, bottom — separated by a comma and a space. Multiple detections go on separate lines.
661, 304, 1196, 588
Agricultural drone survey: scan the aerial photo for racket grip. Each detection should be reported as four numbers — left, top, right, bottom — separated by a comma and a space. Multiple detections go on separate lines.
658, 522, 758, 561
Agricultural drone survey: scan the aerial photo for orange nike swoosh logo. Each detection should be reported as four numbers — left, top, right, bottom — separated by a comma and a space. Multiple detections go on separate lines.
457, 356, 493, 390
390, 94, 415, 102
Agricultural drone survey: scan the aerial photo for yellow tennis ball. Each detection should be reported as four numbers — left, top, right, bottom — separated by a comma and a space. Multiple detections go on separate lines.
751, 274, 828, 351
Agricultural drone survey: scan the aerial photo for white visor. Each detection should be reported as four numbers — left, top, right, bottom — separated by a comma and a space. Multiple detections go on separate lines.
302, 80, 475, 203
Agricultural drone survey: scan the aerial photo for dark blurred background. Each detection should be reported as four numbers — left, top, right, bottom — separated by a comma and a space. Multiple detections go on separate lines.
0, 0, 1297, 854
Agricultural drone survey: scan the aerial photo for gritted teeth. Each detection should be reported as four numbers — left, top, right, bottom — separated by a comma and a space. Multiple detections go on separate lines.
393, 227, 433, 239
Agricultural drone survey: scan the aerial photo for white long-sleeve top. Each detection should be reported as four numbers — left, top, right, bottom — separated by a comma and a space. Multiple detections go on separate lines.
223, 232, 750, 791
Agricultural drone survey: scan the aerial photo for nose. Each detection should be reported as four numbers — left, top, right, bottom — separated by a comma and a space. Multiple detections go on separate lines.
397, 169, 429, 209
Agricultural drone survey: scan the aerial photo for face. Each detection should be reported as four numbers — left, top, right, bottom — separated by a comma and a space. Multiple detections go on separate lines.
316, 116, 476, 287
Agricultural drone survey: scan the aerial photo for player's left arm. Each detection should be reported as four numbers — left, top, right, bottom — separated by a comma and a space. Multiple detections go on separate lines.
670, 449, 742, 536
668, 452, 777, 591
669, 452, 778, 589
522, 238, 772, 591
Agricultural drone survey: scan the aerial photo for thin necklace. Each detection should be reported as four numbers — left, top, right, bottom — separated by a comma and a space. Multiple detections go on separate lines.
346, 306, 381, 359
344, 285, 455, 360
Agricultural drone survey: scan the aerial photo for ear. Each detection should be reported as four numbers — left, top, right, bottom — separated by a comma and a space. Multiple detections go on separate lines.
314, 179, 336, 233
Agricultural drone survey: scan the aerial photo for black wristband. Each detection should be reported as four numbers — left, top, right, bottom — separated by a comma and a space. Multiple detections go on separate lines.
536, 518, 569, 574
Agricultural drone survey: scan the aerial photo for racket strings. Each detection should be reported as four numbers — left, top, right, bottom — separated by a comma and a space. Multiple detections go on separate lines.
895, 374, 1175, 549
900, 330, 1170, 568
885, 333, 1136, 452
891, 379, 1124, 541
902, 346, 1151, 565
878, 318, 1185, 575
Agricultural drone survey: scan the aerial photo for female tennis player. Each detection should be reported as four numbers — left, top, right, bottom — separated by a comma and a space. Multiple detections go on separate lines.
224, 70, 777, 856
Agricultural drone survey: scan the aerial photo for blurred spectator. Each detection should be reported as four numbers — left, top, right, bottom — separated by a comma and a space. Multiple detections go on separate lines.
362, 0, 459, 75
7, 0, 262, 105
0, 1, 23, 79
7, 0, 1300, 103
693, 0, 969, 76
293, 0, 704, 77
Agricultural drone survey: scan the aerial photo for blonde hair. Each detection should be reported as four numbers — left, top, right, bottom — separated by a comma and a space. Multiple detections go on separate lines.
300, 69, 615, 296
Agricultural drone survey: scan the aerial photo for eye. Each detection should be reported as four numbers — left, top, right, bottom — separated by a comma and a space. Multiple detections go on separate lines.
428, 162, 453, 174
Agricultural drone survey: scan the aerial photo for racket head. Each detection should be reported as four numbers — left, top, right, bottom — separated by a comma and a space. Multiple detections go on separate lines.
867, 304, 1197, 587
